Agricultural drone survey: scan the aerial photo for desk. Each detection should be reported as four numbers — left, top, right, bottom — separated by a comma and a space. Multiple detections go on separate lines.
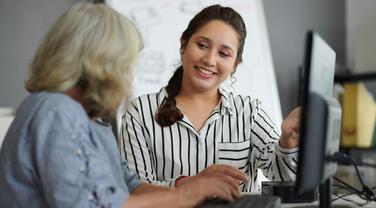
241, 192, 376, 208
283, 196, 375, 208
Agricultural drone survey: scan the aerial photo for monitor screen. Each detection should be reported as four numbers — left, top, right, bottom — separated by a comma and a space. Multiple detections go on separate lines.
296, 30, 341, 196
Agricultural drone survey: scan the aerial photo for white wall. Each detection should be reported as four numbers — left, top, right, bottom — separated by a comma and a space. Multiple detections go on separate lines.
346, 0, 376, 73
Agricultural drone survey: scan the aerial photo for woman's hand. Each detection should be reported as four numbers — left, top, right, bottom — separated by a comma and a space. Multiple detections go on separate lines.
279, 107, 301, 149
175, 167, 246, 207
125, 177, 238, 208
176, 164, 247, 188
175, 164, 247, 204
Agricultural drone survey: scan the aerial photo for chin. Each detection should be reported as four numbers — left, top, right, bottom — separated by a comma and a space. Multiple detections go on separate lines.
194, 85, 217, 92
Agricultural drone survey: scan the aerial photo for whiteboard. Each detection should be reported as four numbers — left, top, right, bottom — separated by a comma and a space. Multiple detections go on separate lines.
107, 0, 282, 126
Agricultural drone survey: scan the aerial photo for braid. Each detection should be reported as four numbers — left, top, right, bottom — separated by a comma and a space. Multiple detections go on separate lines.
155, 66, 183, 126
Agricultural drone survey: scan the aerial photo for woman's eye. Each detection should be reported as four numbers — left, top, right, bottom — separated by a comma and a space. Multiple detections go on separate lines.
196, 42, 207, 49
219, 51, 230, 57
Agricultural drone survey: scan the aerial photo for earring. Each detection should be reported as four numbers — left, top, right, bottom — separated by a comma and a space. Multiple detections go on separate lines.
230, 74, 237, 87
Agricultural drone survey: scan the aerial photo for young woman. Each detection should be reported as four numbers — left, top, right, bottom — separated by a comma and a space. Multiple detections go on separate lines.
119, 4, 300, 192
0, 3, 240, 207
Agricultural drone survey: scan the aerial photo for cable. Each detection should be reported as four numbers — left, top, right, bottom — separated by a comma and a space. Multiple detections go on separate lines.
334, 171, 374, 202
340, 195, 370, 207
332, 180, 374, 206
333, 176, 362, 195
326, 151, 376, 205
332, 184, 358, 195
331, 183, 370, 207
353, 162, 376, 200
330, 152, 376, 202
328, 152, 376, 197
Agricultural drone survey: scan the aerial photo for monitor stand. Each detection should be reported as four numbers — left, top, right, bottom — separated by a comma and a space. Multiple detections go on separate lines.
319, 178, 353, 208
319, 178, 331, 208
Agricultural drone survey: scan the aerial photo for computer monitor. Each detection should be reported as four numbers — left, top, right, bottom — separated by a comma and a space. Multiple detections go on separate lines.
296, 31, 342, 208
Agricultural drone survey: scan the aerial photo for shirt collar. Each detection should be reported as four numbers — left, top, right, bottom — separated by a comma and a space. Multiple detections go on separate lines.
218, 86, 234, 115
157, 87, 168, 107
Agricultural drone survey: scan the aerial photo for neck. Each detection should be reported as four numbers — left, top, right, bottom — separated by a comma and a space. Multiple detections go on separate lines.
65, 87, 94, 119
178, 84, 220, 105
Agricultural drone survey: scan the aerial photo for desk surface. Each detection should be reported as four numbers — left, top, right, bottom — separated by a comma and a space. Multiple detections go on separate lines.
241, 192, 376, 208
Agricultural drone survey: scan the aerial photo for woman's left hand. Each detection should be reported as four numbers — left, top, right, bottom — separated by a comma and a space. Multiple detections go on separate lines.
279, 107, 301, 149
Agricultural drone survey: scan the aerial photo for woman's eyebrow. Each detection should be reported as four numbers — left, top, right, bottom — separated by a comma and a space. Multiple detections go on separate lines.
196, 36, 235, 53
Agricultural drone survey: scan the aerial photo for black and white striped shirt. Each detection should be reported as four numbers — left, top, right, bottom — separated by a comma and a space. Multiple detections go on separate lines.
119, 87, 298, 192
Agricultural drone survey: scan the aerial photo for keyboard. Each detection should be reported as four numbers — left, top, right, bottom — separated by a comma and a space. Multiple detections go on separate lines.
199, 195, 281, 208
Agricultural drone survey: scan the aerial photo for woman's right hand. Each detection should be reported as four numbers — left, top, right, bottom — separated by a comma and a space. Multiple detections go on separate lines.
177, 164, 247, 189
124, 175, 241, 208
175, 164, 248, 206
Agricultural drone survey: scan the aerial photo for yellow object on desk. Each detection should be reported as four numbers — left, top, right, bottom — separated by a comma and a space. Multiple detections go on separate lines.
341, 82, 376, 148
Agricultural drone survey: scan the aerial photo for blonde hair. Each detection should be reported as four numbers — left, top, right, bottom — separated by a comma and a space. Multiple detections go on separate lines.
25, 2, 143, 120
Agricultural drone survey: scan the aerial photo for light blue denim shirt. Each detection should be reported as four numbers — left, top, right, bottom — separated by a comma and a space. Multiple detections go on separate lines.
0, 92, 140, 208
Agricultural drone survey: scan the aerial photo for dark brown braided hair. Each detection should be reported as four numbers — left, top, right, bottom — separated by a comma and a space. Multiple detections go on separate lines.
155, 4, 247, 127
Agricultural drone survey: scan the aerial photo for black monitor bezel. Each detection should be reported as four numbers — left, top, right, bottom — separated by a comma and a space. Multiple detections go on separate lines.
296, 30, 333, 194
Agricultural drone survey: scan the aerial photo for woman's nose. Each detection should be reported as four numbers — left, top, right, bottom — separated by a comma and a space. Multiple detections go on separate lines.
202, 50, 216, 66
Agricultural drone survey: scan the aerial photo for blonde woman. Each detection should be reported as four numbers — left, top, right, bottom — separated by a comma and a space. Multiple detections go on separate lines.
0, 3, 239, 208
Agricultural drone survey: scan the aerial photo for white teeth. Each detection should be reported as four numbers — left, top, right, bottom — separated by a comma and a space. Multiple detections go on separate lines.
197, 67, 214, 75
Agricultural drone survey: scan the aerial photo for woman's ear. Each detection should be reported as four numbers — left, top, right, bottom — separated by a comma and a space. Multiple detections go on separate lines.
180, 38, 187, 55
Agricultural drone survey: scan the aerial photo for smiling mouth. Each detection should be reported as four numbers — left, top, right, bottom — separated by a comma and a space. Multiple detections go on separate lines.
195, 66, 216, 76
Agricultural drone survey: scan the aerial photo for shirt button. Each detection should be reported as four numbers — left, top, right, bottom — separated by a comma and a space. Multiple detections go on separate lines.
80, 166, 85, 172
88, 194, 94, 200
76, 149, 82, 155
71, 134, 76, 140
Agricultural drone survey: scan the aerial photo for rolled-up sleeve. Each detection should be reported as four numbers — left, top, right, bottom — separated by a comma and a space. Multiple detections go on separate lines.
34, 111, 129, 208
120, 157, 141, 193
249, 99, 298, 182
